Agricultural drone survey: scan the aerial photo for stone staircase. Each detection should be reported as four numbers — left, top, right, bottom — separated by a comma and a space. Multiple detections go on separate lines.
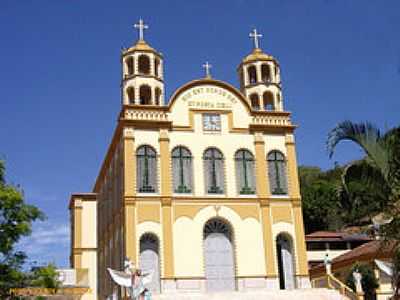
154, 288, 348, 300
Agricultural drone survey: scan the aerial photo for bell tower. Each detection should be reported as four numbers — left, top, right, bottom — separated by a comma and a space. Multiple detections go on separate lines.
121, 19, 165, 106
238, 29, 283, 111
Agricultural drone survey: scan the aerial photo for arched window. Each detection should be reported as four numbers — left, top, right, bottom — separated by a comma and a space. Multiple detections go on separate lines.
139, 85, 152, 105
261, 64, 271, 83
154, 58, 160, 77
235, 150, 256, 194
125, 57, 134, 75
154, 88, 161, 106
247, 65, 257, 84
250, 93, 260, 110
203, 148, 224, 194
127, 87, 135, 104
137, 145, 157, 193
172, 146, 193, 193
263, 91, 275, 111
138, 55, 150, 74
267, 151, 287, 195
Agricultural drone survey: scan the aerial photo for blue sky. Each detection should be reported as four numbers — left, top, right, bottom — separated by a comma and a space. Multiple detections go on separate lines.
1, 0, 399, 267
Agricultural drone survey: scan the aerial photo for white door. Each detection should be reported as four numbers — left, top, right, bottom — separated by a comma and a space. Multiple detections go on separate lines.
204, 230, 235, 292
139, 234, 160, 293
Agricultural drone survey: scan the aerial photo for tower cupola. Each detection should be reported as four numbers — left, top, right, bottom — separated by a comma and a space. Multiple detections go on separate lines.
121, 19, 165, 106
238, 29, 283, 111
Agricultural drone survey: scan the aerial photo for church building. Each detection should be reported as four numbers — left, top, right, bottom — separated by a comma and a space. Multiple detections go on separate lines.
69, 20, 310, 300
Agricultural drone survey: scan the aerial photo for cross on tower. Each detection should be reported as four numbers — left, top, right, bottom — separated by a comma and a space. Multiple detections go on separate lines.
134, 18, 148, 41
202, 61, 212, 78
249, 28, 263, 49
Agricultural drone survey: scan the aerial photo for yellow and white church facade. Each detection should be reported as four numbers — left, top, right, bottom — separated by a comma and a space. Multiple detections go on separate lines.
69, 21, 310, 300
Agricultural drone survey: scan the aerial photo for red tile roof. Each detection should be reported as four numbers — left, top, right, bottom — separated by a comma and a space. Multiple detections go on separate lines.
309, 240, 399, 277
306, 231, 372, 242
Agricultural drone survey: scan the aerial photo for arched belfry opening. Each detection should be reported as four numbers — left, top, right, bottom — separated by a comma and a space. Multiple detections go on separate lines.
250, 93, 260, 110
139, 85, 152, 105
247, 65, 257, 84
276, 233, 296, 290
154, 87, 162, 105
139, 233, 161, 293
138, 54, 151, 75
154, 58, 160, 77
203, 218, 236, 292
127, 87, 135, 104
263, 91, 275, 111
261, 64, 271, 83
125, 57, 134, 75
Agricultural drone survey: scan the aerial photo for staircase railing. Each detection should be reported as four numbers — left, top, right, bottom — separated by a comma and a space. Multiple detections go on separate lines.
311, 274, 362, 300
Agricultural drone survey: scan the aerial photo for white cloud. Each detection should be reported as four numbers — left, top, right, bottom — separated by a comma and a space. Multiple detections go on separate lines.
17, 221, 70, 267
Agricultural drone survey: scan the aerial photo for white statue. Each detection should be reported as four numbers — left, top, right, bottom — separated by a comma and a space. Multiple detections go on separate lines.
352, 270, 363, 294
108, 258, 153, 300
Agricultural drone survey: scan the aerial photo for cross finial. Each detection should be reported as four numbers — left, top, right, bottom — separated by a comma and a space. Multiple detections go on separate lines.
249, 28, 263, 49
134, 18, 149, 41
202, 61, 212, 78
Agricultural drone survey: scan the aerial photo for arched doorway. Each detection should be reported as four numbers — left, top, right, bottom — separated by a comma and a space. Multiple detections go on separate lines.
139, 233, 160, 293
203, 218, 235, 292
276, 233, 295, 290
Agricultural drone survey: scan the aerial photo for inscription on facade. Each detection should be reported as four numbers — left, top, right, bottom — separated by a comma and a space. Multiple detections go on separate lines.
181, 86, 237, 109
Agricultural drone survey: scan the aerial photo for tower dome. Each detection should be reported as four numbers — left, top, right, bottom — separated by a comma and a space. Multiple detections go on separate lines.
121, 19, 165, 106
238, 29, 283, 112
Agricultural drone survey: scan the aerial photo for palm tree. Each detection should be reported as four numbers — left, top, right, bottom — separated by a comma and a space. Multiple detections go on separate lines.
327, 121, 400, 217
327, 120, 400, 299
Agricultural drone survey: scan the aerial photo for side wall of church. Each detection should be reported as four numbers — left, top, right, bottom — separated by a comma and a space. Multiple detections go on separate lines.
95, 135, 125, 299
70, 196, 97, 300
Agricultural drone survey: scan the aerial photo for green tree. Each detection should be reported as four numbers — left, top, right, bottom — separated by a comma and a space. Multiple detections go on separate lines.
327, 121, 400, 235
0, 160, 45, 298
29, 263, 61, 291
327, 121, 400, 298
299, 166, 342, 233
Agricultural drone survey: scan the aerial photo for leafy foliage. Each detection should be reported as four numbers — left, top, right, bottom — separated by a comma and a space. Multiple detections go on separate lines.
327, 121, 400, 298
299, 164, 388, 233
0, 160, 45, 298
29, 263, 61, 291
327, 121, 400, 222
299, 166, 342, 233
346, 263, 379, 300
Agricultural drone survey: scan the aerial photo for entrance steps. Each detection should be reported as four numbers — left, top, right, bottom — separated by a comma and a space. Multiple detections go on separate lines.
154, 288, 347, 300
